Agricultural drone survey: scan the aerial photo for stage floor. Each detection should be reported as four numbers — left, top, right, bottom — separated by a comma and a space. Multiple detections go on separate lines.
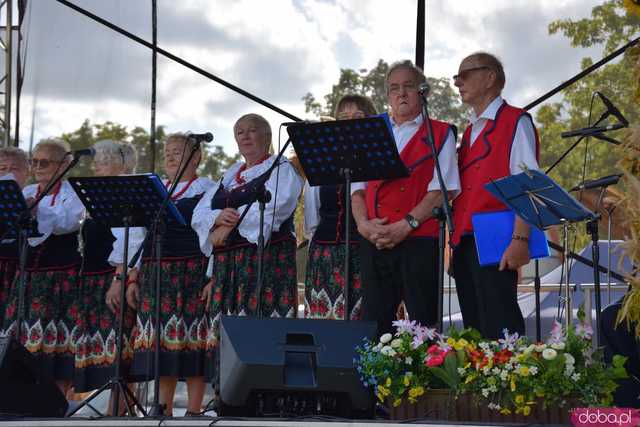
0, 418, 531, 427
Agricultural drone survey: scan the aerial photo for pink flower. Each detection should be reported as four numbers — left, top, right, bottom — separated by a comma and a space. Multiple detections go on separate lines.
426, 354, 445, 367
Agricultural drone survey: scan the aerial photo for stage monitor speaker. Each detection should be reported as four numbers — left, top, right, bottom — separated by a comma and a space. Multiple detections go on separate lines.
0, 337, 68, 417
219, 316, 377, 418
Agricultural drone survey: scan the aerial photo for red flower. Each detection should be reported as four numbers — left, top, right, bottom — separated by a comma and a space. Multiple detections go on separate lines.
89, 312, 97, 326
186, 300, 196, 314
353, 278, 361, 290
176, 294, 183, 308
62, 280, 71, 292
187, 259, 197, 270
493, 349, 512, 365
235, 252, 244, 263
217, 254, 226, 262
264, 289, 273, 304
142, 298, 151, 313
69, 304, 78, 319
30, 299, 41, 312
248, 295, 257, 310
213, 288, 222, 303
5, 303, 15, 319
161, 299, 171, 314
426, 354, 445, 367
322, 248, 331, 258
281, 293, 290, 306
274, 267, 282, 276
100, 317, 111, 330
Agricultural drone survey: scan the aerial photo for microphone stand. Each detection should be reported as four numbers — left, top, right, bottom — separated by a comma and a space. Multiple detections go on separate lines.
128, 140, 203, 417
15, 153, 84, 343
418, 90, 454, 333
225, 138, 292, 318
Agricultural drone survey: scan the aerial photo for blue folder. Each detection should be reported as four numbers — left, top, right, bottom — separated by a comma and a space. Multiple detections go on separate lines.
472, 210, 550, 266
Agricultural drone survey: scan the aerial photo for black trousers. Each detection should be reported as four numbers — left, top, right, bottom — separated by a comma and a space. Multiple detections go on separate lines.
452, 236, 525, 339
601, 299, 640, 408
360, 238, 438, 336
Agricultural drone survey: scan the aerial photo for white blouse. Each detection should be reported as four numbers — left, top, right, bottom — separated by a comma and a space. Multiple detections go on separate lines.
192, 156, 303, 257
23, 181, 84, 247
108, 176, 215, 266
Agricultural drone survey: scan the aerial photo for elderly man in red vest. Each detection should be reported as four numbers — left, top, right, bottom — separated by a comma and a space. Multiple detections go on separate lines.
451, 52, 540, 339
351, 60, 460, 335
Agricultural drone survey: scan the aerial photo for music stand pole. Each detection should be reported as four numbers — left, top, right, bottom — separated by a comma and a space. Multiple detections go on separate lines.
562, 221, 572, 328
342, 167, 351, 321
534, 259, 541, 342
419, 92, 454, 333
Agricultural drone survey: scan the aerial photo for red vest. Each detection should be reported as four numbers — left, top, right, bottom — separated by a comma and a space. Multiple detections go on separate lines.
365, 119, 452, 238
451, 102, 540, 246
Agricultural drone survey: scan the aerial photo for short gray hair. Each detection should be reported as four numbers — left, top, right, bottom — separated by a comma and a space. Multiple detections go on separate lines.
94, 139, 138, 173
34, 138, 70, 162
385, 60, 427, 94
0, 146, 29, 167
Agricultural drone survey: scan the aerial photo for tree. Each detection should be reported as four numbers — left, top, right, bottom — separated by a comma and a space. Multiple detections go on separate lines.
537, 0, 640, 247
57, 119, 238, 179
302, 59, 468, 133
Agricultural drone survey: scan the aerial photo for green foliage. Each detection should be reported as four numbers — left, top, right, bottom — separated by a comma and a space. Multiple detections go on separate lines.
539, 0, 640, 247
302, 59, 468, 132
56, 119, 238, 180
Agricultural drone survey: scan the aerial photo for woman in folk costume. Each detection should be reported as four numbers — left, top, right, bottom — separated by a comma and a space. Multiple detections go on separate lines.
125, 133, 214, 416
0, 147, 30, 331
303, 95, 377, 320
193, 113, 303, 393
74, 140, 138, 399
3, 139, 84, 394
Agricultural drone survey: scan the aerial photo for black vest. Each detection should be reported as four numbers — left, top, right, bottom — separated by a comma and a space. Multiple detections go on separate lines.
313, 185, 359, 243
80, 218, 116, 274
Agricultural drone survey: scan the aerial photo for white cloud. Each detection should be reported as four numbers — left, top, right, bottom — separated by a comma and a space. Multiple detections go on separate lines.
16, 0, 606, 163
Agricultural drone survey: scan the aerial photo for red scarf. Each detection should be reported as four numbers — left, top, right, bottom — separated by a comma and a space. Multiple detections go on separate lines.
165, 176, 198, 200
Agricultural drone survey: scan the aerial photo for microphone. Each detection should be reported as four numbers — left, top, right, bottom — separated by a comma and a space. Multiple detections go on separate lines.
560, 123, 626, 139
596, 92, 629, 127
187, 132, 214, 142
418, 82, 430, 96
67, 147, 96, 158
569, 173, 622, 192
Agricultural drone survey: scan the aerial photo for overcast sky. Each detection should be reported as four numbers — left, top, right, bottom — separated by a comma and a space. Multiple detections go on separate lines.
16, 0, 603, 159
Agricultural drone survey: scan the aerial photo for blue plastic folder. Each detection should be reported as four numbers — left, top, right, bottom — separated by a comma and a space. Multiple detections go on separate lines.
472, 210, 550, 266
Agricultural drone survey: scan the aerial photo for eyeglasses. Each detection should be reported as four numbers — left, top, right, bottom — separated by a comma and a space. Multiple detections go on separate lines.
30, 158, 61, 169
453, 66, 490, 82
337, 110, 366, 120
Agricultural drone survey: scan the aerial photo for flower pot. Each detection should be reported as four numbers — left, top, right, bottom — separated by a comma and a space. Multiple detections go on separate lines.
389, 389, 573, 424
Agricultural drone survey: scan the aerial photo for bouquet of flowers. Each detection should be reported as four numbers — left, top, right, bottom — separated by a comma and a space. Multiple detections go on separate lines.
355, 311, 627, 415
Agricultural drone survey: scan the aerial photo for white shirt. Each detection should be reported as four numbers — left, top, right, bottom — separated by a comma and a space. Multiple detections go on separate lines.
192, 156, 303, 257
468, 96, 539, 174
350, 113, 461, 196
23, 181, 84, 247
108, 176, 215, 266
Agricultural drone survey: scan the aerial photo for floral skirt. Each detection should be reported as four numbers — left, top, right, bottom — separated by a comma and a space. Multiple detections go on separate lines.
2, 265, 81, 381
129, 256, 208, 379
0, 258, 18, 334
205, 238, 297, 384
74, 270, 136, 392
304, 241, 362, 320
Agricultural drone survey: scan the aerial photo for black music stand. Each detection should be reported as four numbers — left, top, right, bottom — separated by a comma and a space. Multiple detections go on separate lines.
0, 180, 41, 345
287, 114, 409, 321
67, 174, 186, 417
484, 169, 596, 336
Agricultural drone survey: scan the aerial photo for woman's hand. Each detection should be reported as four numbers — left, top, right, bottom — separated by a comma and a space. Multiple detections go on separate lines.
199, 279, 214, 312
126, 282, 140, 310
210, 225, 233, 247
214, 208, 240, 227
105, 279, 123, 313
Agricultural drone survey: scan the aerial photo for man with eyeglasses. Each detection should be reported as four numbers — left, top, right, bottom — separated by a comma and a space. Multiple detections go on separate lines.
351, 60, 460, 335
451, 52, 539, 340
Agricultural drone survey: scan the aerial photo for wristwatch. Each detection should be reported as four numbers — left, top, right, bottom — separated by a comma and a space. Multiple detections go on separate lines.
405, 214, 420, 230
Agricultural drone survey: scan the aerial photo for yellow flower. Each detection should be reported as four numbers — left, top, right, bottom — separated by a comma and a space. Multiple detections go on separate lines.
500, 408, 512, 415
454, 338, 469, 350
385, 377, 392, 387
510, 376, 516, 392
518, 366, 530, 376
393, 398, 402, 407
408, 386, 425, 398
447, 337, 456, 346
403, 375, 411, 386
624, 0, 640, 16
515, 395, 525, 405
377, 385, 390, 397
523, 406, 531, 416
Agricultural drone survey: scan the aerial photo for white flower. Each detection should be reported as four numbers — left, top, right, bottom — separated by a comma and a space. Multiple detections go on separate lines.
380, 345, 392, 355
481, 388, 490, 398
500, 371, 509, 381
564, 366, 575, 377
380, 333, 392, 344
457, 367, 466, 375
488, 402, 501, 411
405, 357, 413, 365
564, 353, 575, 366
571, 373, 581, 381
529, 366, 539, 375
542, 348, 558, 360
391, 338, 402, 348
372, 343, 382, 352
551, 342, 566, 351
534, 344, 547, 352
492, 367, 501, 375
488, 385, 498, 393
524, 344, 535, 355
